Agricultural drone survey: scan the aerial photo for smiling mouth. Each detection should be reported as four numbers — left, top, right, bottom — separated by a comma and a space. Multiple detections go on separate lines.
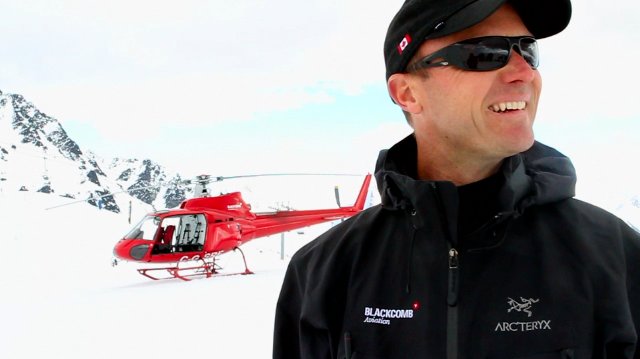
489, 101, 526, 113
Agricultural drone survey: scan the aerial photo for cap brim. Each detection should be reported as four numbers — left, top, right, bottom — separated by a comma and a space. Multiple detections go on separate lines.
513, 0, 572, 39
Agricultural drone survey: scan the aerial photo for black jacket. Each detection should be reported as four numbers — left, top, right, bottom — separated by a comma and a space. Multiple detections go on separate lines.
274, 135, 640, 359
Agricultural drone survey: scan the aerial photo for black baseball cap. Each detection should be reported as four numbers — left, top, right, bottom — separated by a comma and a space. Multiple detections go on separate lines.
384, 0, 572, 80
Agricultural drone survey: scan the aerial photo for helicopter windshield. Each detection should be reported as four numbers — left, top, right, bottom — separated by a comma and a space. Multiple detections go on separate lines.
124, 215, 160, 240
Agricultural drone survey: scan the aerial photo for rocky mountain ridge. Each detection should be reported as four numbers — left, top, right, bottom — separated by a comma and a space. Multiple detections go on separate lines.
0, 89, 190, 213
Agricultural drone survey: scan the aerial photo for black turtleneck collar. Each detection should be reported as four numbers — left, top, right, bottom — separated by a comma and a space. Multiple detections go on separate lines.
457, 171, 504, 237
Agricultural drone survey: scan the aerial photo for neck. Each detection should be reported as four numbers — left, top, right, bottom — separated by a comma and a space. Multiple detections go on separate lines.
416, 141, 504, 186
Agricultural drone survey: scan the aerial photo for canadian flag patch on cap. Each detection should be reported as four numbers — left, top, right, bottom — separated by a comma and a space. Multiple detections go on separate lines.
397, 34, 412, 54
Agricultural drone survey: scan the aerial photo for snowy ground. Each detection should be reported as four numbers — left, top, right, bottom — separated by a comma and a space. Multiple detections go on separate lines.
0, 190, 331, 358
1, 185, 638, 359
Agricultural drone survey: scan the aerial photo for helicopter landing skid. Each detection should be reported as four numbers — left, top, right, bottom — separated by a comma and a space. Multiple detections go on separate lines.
137, 247, 254, 281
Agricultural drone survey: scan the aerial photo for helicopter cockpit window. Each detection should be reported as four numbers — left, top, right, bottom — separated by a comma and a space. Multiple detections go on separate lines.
124, 216, 160, 240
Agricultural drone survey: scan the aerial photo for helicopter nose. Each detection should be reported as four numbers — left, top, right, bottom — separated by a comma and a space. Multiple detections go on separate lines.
113, 240, 151, 261
113, 241, 128, 260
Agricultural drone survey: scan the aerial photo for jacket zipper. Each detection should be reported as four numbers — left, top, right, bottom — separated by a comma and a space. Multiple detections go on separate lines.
430, 182, 460, 359
447, 246, 459, 359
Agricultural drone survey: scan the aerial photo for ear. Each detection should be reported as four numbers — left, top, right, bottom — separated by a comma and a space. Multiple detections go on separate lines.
387, 73, 422, 114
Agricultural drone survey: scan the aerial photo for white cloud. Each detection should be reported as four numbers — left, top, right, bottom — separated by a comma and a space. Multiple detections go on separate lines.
1, 0, 403, 141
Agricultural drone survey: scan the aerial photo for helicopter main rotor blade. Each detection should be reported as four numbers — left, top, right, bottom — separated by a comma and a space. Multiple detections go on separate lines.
44, 181, 187, 210
44, 173, 365, 210
212, 173, 362, 182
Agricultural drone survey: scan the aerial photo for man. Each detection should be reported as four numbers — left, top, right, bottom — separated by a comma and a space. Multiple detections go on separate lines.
274, 0, 640, 358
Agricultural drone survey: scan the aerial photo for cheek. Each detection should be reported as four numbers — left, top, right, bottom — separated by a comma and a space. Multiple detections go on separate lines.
531, 73, 542, 113
416, 72, 492, 134
424, 75, 483, 115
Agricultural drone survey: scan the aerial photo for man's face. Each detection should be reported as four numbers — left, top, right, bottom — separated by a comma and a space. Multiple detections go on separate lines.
403, 4, 541, 162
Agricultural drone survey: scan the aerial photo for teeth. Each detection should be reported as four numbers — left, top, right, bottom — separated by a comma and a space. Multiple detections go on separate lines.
490, 101, 526, 113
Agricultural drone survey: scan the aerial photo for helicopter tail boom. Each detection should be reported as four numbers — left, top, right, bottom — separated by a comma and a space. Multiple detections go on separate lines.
247, 174, 372, 239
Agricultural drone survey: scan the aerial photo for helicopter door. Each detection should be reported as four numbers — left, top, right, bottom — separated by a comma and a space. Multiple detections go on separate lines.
175, 214, 206, 252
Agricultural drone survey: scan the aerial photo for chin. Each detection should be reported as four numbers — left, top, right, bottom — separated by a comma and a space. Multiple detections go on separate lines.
509, 125, 535, 148
494, 134, 535, 158
511, 137, 535, 154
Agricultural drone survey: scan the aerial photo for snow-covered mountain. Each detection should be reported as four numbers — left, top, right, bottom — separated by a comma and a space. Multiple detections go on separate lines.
107, 157, 191, 209
1, 88, 638, 230
0, 89, 190, 213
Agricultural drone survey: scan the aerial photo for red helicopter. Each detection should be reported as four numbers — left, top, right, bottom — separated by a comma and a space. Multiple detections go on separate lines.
112, 174, 372, 280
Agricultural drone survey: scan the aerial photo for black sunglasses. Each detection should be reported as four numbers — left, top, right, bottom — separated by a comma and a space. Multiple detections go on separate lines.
406, 36, 539, 72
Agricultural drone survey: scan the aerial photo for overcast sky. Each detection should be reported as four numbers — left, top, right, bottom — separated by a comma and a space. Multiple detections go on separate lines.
1, 0, 639, 210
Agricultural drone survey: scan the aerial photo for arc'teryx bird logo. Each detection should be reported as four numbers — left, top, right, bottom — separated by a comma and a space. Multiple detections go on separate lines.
495, 297, 551, 332
507, 297, 539, 318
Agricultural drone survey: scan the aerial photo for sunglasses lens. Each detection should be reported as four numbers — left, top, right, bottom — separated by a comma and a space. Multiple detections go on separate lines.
519, 38, 539, 68
471, 37, 510, 70
451, 37, 538, 71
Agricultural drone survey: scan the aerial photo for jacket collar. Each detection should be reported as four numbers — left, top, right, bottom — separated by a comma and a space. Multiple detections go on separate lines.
374, 134, 576, 218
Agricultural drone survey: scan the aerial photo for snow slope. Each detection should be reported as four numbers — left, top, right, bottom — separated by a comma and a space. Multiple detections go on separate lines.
0, 190, 329, 358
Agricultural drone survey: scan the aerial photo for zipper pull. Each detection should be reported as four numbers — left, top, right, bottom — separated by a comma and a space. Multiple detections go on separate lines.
448, 248, 459, 306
